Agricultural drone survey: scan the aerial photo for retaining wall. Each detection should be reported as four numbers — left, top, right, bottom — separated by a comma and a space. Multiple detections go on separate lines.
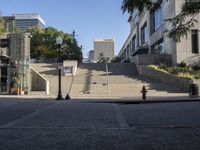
138, 65, 193, 92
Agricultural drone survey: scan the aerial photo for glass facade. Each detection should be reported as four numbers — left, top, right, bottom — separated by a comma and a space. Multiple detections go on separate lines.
15, 19, 44, 31
13, 14, 45, 31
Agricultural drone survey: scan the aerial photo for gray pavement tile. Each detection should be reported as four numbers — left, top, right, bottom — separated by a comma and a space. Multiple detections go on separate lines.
0, 101, 54, 127
119, 102, 200, 127
0, 128, 200, 150
13, 102, 120, 128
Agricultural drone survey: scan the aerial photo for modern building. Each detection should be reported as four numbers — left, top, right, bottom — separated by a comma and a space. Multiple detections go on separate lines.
13, 14, 45, 31
0, 16, 15, 33
94, 38, 115, 62
118, 0, 200, 65
88, 50, 95, 63
0, 33, 31, 94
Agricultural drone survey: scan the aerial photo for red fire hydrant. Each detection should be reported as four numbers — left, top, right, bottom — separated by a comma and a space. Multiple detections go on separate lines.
141, 85, 148, 100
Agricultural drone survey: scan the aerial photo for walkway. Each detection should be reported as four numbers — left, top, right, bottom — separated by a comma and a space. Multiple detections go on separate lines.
0, 98, 200, 149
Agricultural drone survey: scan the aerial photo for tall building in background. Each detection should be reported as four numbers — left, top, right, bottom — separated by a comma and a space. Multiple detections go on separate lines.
0, 16, 15, 33
94, 38, 115, 62
13, 14, 45, 31
88, 50, 94, 63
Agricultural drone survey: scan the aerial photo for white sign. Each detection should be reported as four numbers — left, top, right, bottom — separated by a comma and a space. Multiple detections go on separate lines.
63, 67, 72, 73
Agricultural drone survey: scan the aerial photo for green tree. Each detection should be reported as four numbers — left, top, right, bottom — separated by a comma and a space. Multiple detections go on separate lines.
111, 56, 121, 63
28, 27, 82, 62
98, 52, 106, 63
0, 17, 5, 34
121, 0, 200, 41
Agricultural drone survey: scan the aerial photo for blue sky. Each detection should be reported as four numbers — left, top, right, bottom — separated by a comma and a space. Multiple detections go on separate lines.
0, 0, 130, 58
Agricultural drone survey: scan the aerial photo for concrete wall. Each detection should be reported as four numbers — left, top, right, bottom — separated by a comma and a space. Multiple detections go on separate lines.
30, 67, 49, 95
138, 65, 193, 92
132, 54, 172, 65
0, 33, 31, 94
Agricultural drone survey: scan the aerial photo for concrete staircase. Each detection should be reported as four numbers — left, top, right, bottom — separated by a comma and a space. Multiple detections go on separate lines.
30, 63, 188, 98
30, 63, 73, 96
70, 63, 188, 98
70, 63, 108, 96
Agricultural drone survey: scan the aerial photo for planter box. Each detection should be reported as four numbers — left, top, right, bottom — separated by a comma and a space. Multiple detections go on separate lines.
10, 88, 19, 95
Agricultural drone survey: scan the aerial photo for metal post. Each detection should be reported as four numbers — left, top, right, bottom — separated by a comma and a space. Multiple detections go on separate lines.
106, 63, 109, 95
56, 44, 64, 100
36, 31, 39, 63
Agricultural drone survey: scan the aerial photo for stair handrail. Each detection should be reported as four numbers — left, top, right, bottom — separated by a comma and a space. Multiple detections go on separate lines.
105, 63, 109, 95
30, 66, 49, 95
68, 75, 75, 95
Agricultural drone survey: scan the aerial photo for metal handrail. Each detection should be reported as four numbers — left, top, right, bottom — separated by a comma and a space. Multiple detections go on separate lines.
105, 63, 109, 95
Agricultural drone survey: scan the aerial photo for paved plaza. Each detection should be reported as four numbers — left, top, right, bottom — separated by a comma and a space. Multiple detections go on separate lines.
0, 98, 200, 149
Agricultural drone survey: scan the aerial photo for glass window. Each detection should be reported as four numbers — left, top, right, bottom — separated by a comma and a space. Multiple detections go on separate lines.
151, 38, 164, 54
150, 6, 163, 34
141, 22, 147, 45
155, 8, 163, 30
126, 45, 130, 58
132, 36, 136, 53
191, 29, 199, 54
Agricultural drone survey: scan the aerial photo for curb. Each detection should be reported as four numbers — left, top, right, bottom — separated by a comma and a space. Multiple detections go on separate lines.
70, 98, 200, 104
0, 95, 200, 104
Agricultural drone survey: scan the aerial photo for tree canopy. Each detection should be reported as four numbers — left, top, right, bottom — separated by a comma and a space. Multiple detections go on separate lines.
121, 0, 200, 41
27, 27, 83, 62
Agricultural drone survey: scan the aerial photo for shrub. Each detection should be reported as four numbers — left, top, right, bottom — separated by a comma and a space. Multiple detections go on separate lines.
192, 64, 200, 71
148, 64, 196, 80
148, 65, 169, 74
124, 59, 130, 63
177, 61, 187, 68
158, 63, 168, 70
148, 65, 158, 70
177, 72, 194, 80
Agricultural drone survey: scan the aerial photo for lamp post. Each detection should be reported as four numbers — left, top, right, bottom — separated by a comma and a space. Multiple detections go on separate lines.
56, 37, 64, 100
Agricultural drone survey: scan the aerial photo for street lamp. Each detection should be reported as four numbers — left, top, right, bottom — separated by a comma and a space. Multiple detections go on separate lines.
56, 37, 64, 100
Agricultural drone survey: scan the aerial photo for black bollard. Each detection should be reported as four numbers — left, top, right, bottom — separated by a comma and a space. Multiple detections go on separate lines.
141, 85, 148, 100
65, 93, 71, 100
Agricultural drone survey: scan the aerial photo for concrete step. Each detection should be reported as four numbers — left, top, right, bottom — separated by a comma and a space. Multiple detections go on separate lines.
29, 91, 46, 95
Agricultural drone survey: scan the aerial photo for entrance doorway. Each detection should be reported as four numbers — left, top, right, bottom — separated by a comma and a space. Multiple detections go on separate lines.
0, 67, 9, 94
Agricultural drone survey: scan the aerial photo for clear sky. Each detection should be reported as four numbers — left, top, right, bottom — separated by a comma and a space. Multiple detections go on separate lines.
0, 0, 130, 58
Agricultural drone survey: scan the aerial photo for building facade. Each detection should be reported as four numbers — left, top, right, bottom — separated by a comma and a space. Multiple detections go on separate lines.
0, 33, 31, 94
13, 14, 45, 31
94, 38, 115, 62
0, 16, 15, 33
88, 50, 94, 63
118, 0, 200, 65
